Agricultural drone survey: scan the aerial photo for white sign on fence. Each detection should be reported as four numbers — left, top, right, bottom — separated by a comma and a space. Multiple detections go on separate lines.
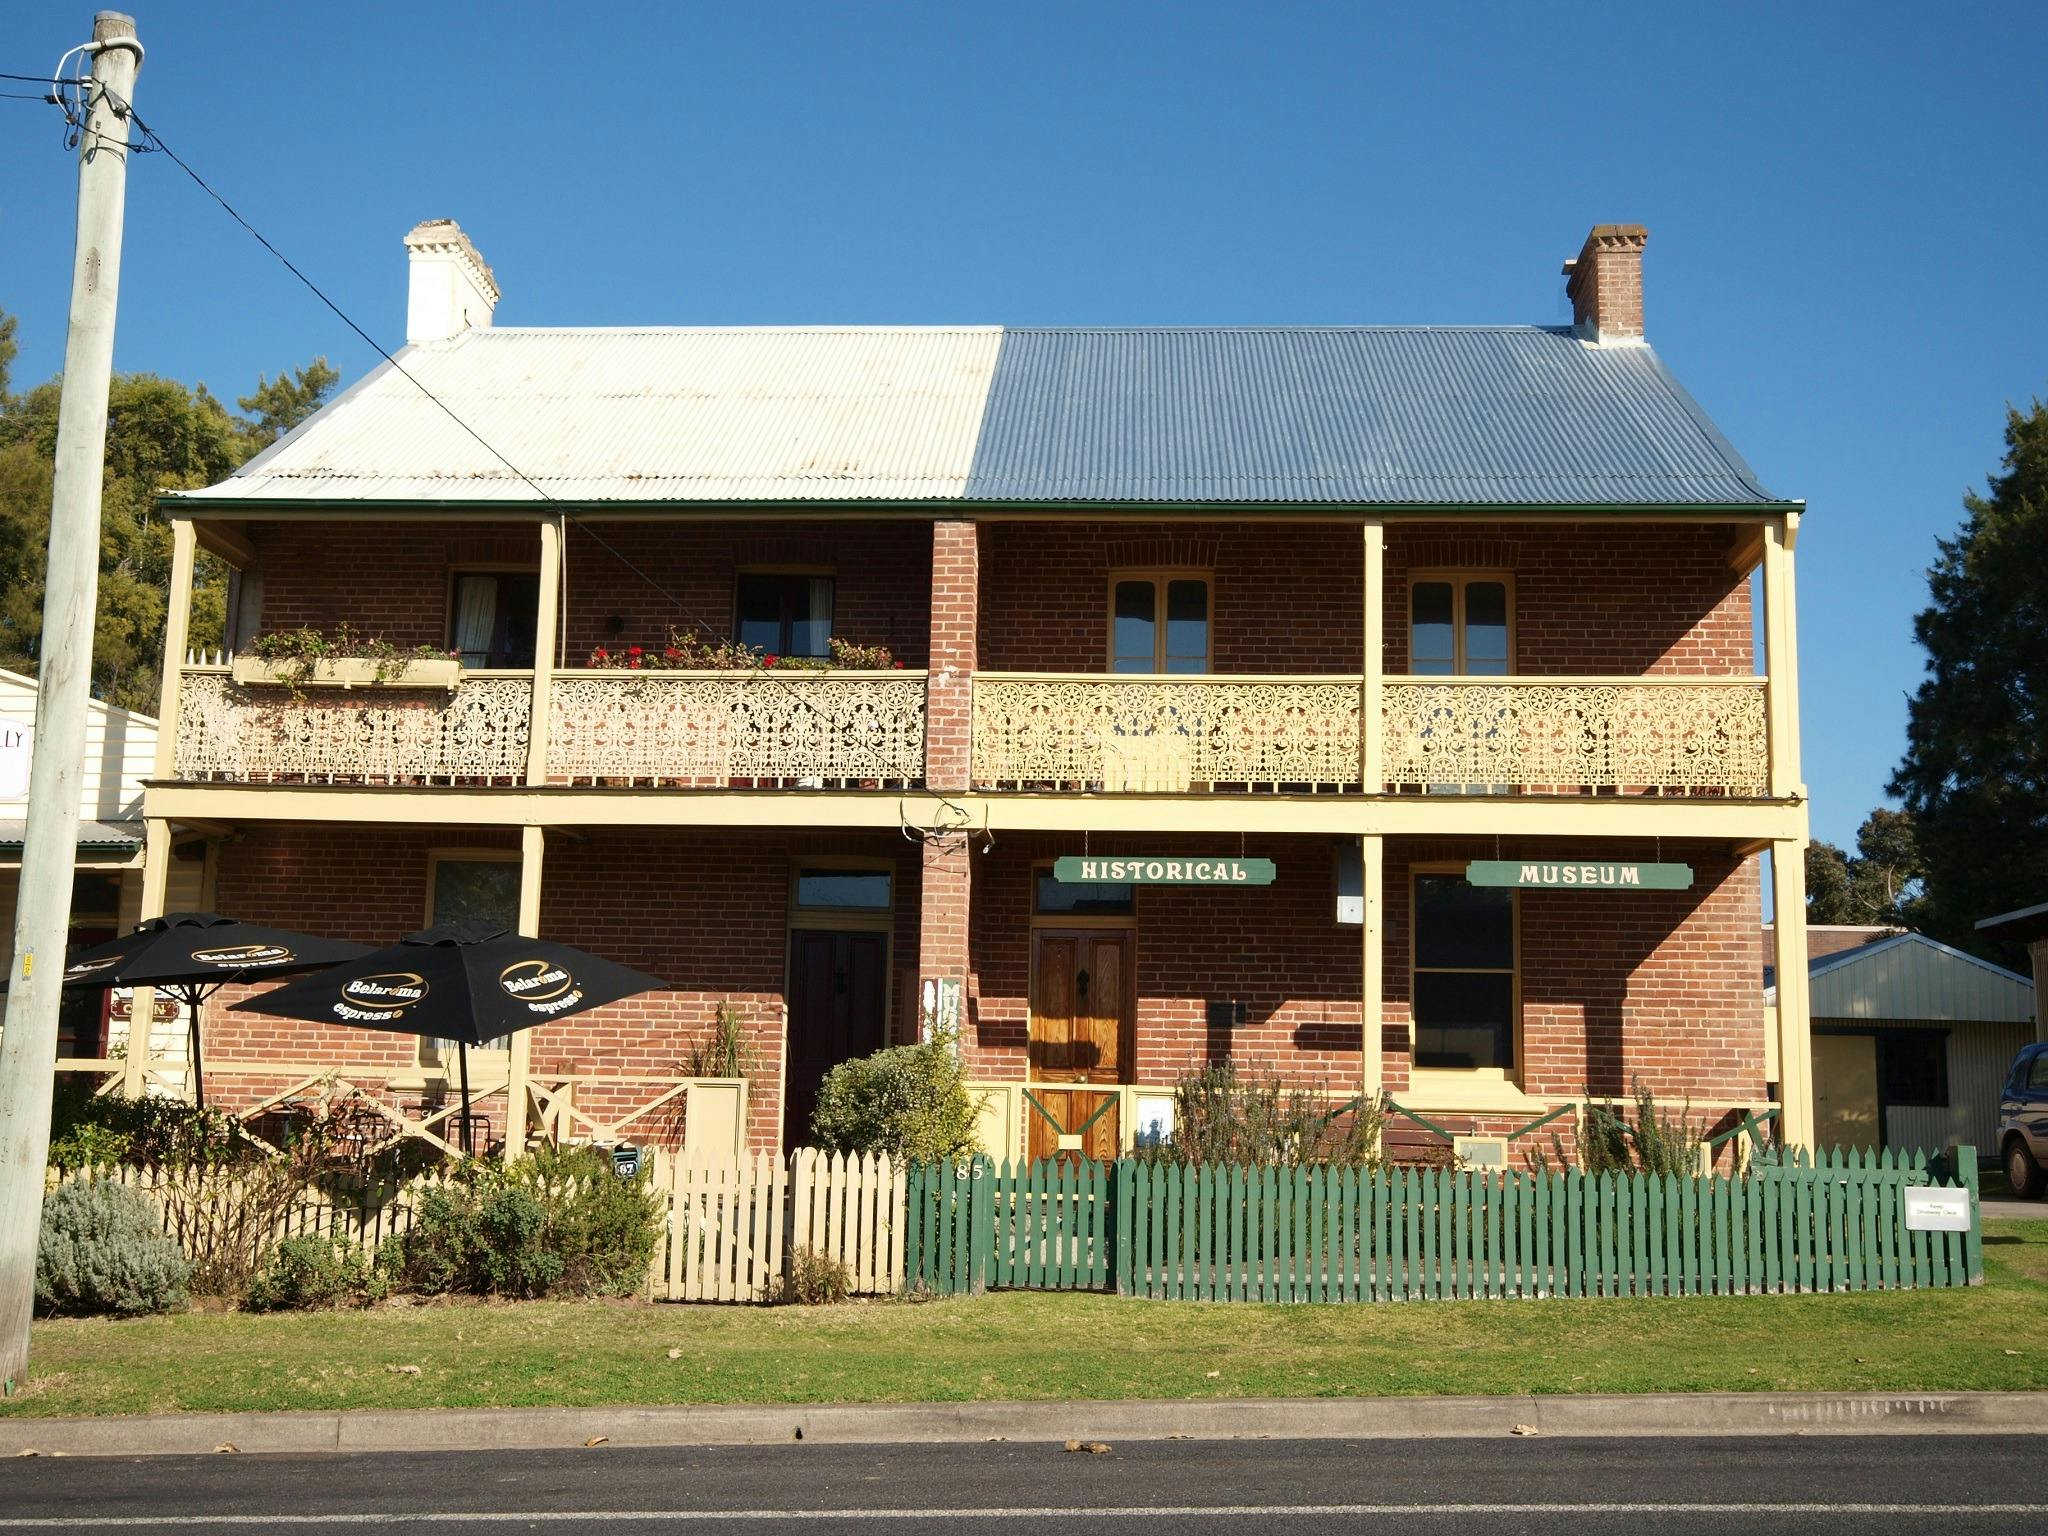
1904, 1186, 1972, 1232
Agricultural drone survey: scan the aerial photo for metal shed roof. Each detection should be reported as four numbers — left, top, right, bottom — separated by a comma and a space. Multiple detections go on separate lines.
1797, 933, 2036, 1024
170, 324, 1781, 510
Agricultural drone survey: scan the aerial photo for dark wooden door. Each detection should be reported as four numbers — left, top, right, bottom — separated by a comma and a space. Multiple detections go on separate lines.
1025, 1087, 1123, 1165
785, 929, 888, 1151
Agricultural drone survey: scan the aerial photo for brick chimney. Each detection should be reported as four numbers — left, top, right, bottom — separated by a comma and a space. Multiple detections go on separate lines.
404, 219, 499, 345
1562, 224, 1648, 343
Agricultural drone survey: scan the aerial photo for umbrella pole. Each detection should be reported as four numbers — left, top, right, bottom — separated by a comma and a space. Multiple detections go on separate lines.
458, 1040, 474, 1158
185, 987, 205, 1111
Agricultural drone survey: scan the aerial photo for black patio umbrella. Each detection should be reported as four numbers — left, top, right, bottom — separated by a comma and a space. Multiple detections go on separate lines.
54, 912, 373, 1108
230, 921, 666, 1156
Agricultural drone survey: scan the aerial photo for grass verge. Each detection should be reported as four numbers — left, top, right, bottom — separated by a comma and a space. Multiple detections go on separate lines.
4, 1220, 2044, 1418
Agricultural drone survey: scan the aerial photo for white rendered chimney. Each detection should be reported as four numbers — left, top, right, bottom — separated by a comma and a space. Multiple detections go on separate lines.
404, 218, 499, 344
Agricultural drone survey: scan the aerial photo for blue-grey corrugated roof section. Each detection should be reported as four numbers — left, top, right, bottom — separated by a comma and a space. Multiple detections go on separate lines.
965, 327, 1777, 506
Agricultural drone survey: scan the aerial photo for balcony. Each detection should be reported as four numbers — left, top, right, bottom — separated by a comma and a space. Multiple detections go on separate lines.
970, 672, 1771, 797
174, 664, 531, 785
545, 669, 927, 789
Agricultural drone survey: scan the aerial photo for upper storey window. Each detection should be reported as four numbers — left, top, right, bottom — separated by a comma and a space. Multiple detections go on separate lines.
449, 571, 539, 669
737, 572, 833, 659
1410, 576, 1511, 675
1111, 574, 1210, 673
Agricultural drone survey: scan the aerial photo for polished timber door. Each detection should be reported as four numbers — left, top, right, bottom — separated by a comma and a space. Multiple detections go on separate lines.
785, 929, 887, 1151
1027, 929, 1133, 1162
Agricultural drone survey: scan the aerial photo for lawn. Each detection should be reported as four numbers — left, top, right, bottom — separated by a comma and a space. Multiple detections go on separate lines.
4, 1220, 2044, 1418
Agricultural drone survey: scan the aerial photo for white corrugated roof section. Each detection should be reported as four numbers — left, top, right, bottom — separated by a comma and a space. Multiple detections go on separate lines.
185, 327, 1003, 504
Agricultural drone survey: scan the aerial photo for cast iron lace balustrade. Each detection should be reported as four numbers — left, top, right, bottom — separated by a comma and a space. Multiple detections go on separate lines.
545, 670, 927, 789
1379, 677, 1771, 796
972, 674, 1366, 793
174, 668, 531, 785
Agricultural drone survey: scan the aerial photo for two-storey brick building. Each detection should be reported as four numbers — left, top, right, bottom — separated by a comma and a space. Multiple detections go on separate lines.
135, 219, 1816, 1164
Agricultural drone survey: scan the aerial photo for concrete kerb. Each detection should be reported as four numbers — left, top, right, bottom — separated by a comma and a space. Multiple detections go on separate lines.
6, 1392, 2046, 1457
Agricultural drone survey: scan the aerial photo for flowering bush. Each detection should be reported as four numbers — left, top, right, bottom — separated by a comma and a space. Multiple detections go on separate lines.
585, 630, 905, 671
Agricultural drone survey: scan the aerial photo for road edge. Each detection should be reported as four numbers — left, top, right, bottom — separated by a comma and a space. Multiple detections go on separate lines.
5, 1391, 2045, 1456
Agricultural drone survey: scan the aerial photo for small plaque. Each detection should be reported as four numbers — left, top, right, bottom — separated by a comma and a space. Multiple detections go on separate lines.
1904, 1186, 1971, 1232
1454, 1136, 1509, 1169
1056, 1133, 1085, 1152
611, 1143, 642, 1180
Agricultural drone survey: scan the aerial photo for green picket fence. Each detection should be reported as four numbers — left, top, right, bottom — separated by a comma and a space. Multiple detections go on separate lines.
906, 1147, 1981, 1301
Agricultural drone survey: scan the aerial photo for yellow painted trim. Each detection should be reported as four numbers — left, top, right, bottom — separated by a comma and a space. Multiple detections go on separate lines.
193, 520, 256, 567
1403, 1069, 1548, 1116
1408, 862, 1523, 1089
1360, 832, 1384, 1098
424, 846, 520, 1073
527, 519, 563, 785
1361, 523, 1385, 792
153, 521, 198, 782
1771, 839, 1815, 1148
140, 784, 1807, 840
1104, 568, 1214, 672
1407, 569, 1517, 674
508, 825, 546, 1158
122, 817, 175, 1100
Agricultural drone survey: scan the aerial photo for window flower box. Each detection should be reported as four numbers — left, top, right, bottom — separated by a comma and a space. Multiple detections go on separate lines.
231, 655, 464, 691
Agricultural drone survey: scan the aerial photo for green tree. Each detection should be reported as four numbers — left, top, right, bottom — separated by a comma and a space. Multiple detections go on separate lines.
0, 311, 338, 712
1890, 399, 2048, 967
1805, 807, 1924, 927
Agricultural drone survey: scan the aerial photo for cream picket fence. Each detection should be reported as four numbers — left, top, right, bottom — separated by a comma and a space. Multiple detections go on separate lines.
653, 1149, 906, 1302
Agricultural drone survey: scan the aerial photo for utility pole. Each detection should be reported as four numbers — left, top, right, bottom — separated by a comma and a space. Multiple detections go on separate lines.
0, 11, 141, 1395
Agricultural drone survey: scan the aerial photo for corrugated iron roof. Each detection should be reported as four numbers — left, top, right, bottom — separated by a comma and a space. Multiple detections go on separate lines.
1767, 932, 2037, 1023
967, 327, 1773, 505
172, 324, 1780, 509
186, 327, 1004, 503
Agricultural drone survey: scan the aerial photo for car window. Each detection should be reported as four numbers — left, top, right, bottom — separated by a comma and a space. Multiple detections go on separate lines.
2029, 1053, 2048, 1091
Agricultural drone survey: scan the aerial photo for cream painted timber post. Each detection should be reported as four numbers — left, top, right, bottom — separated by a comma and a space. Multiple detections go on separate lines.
1771, 838, 1816, 1149
119, 818, 175, 1100
525, 516, 563, 786
507, 824, 546, 1161
1360, 833, 1384, 1102
1761, 513, 1805, 802
128, 520, 197, 1100
1361, 521, 1385, 794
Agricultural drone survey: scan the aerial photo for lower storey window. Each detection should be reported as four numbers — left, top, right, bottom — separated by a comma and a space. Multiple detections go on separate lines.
1412, 873, 1516, 1071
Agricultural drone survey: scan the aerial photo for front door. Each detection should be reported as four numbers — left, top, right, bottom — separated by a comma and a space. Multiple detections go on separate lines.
785, 929, 888, 1151
1815, 1033, 1881, 1151
1028, 930, 1132, 1161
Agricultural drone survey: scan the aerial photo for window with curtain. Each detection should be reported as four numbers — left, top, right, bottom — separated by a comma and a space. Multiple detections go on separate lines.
736, 573, 834, 658
1411, 873, 1516, 1071
448, 572, 540, 668
422, 856, 521, 1061
1110, 575, 1210, 673
1409, 577, 1510, 675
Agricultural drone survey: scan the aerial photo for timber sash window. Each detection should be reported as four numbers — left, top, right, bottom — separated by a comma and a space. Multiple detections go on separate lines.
1410, 576, 1511, 675
449, 571, 540, 668
422, 852, 520, 1062
1111, 574, 1211, 673
737, 573, 834, 659
1411, 872, 1517, 1072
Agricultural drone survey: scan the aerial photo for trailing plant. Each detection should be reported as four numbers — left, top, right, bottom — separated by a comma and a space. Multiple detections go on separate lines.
1132, 1062, 1386, 1168
35, 1178, 191, 1316
1577, 1077, 1706, 1177
245, 1234, 388, 1311
249, 624, 452, 696
780, 1245, 853, 1305
585, 629, 905, 672
681, 1000, 752, 1079
810, 1036, 979, 1164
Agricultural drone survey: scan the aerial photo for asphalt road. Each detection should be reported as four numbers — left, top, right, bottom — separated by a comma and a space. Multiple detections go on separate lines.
0, 1435, 2043, 1533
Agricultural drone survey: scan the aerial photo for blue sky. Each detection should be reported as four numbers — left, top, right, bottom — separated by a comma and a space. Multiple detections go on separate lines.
2, 1, 2043, 848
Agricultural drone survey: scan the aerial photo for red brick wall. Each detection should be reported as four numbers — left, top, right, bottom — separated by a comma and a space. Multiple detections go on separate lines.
925, 520, 979, 791
964, 832, 1765, 1112
561, 520, 931, 665
976, 521, 1752, 676
207, 824, 925, 1152
246, 522, 538, 650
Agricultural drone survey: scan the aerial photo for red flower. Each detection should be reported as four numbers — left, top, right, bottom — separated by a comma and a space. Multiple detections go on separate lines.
894, 660, 904, 668
627, 645, 643, 656
764, 654, 780, 667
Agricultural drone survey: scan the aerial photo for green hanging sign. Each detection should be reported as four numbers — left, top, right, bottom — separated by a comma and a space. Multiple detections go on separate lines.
1466, 860, 1693, 891
1054, 856, 1277, 887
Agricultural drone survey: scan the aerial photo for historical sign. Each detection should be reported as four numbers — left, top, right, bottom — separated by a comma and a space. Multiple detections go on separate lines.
1465, 860, 1694, 891
1903, 1186, 1971, 1233
0, 720, 28, 801
1054, 856, 1277, 886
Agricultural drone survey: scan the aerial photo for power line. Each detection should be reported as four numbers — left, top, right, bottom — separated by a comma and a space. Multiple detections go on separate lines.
46, 80, 874, 750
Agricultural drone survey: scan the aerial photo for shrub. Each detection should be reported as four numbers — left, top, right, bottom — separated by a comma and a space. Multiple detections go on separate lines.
1135, 1062, 1385, 1168
810, 1038, 979, 1164
47, 1094, 257, 1174
245, 1235, 388, 1311
1578, 1078, 1705, 1177
35, 1178, 191, 1316
781, 1245, 853, 1305
387, 1150, 661, 1300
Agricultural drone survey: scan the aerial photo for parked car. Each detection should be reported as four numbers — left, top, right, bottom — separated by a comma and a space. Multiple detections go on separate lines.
1997, 1042, 2048, 1197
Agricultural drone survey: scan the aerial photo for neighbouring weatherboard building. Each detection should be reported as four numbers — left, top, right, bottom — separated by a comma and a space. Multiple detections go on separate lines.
134, 219, 1815, 1163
